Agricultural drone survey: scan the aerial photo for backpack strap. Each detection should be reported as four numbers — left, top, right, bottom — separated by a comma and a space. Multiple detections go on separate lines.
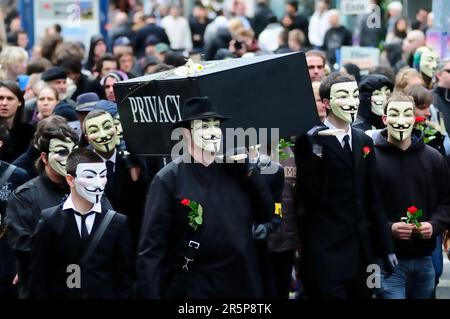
79, 209, 116, 265
0, 164, 16, 190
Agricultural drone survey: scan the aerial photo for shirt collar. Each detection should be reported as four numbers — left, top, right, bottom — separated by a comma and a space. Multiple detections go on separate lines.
97, 149, 117, 164
63, 194, 102, 214
323, 118, 352, 146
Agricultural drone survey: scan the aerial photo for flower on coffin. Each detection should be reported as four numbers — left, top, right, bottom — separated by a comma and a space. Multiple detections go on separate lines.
174, 58, 204, 77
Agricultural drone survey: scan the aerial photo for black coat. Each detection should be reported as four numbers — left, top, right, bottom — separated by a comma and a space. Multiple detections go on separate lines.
6, 172, 112, 298
374, 129, 450, 258
0, 162, 30, 295
29, 205, 134, 298
294, 127, 393, 282
103, 152, 148, 246
71, 74, 105, 101
136, 155, 273, 298
5, 173, 70, 298
3, 122, 35, 164
133, 23, 170, 59
12, 145, 40, 179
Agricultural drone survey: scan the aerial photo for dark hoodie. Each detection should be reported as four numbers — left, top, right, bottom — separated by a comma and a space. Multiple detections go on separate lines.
353, 74, 393, 131
374, 128, 450, 258
84, 35, 106, 72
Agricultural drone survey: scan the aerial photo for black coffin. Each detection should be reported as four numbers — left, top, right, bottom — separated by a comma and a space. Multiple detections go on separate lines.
114, 52, 320, 156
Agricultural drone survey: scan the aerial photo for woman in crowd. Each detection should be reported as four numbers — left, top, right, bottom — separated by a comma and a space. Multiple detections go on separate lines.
0, 80, 34, 162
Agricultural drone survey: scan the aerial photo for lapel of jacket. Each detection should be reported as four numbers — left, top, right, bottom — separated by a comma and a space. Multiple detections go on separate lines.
323, 135, 354, 170
62, 209, 85, 255
352, 128, 364, 173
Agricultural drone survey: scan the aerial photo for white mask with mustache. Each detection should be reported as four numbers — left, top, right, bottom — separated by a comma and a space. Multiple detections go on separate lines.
385, 101, 415, 141
330, 82, 360, 123
191, 119, 222, 153
371, 86, 391, 116
74, 163, 107, 204
48, 138, 76, 176
85, 113, 117, 154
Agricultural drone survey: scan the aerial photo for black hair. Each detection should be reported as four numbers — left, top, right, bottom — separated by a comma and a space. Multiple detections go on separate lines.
59, 56, 82, 74
0, 124, 9, 144
319, 72, 355, 101
36, 119, 79, 172
287, 1, 298, 11
0, 80, 25, 127
66, 147, 103, 176
95, 53, 118, 76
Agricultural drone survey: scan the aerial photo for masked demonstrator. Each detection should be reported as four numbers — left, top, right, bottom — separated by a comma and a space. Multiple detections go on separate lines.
136, 96, 274, 298
294, 72, 394, 299
6, 117, 78, 298
413, 46, 439, 89
28, 148, 134, 299
353, 74, 393, 132
83, 109, 147, 246
373, 91, 450, 299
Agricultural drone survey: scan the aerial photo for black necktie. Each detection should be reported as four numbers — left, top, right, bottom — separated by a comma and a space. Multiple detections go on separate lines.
105, 160, 115, 185
73, 210, 96, 240
343, 135, 352, 160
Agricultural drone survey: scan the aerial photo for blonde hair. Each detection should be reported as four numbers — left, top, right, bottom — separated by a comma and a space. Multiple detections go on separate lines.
394, 67, 425, 92
0, 46, 28, 79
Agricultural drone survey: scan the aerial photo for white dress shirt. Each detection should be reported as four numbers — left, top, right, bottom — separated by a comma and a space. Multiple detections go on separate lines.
97, 149, 117, 172
324, 118, 353, 150
63, 194, 102, 236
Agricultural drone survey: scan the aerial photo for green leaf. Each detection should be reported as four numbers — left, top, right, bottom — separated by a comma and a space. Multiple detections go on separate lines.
407, 212, 412, 219
415, 209, 423, 219
194, 216, 203, 225
190, 201, 198, 210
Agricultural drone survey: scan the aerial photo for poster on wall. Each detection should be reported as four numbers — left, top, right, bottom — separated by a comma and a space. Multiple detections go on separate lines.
33, 0, 100, 50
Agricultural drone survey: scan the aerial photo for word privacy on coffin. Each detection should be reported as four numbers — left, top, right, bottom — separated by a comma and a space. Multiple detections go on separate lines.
128, 95, 182, 123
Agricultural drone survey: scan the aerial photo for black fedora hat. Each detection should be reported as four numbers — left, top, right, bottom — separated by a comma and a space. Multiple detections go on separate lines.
174, 96, 230, 128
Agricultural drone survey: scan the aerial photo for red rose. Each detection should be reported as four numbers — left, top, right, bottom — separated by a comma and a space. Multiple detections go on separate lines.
363, 146, 370, 154
415, 116, 426, 123
180, 198, 190, 206
407, 206, 418, 214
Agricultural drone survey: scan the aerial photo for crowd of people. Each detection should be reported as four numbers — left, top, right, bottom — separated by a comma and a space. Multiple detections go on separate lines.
0, 0, 448, 300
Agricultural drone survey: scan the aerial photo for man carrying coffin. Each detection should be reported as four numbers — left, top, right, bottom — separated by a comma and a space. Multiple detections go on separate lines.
294, 73, 394, 299
136, 96, 274, 298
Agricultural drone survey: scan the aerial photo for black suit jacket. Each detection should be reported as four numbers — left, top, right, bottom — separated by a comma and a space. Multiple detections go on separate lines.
104, 152, 148, 245
29, 205, 134, 299
294, 127, 393, 281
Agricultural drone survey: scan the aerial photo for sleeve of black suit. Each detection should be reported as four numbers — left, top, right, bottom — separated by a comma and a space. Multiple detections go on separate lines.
365, 138, 395, 255
243, 163, 275, 224
28, 217, 53, 298
136, 175, 173, 298
429, 155, 450, 234
113, 214, 135, 298
6, 190, 37, 292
